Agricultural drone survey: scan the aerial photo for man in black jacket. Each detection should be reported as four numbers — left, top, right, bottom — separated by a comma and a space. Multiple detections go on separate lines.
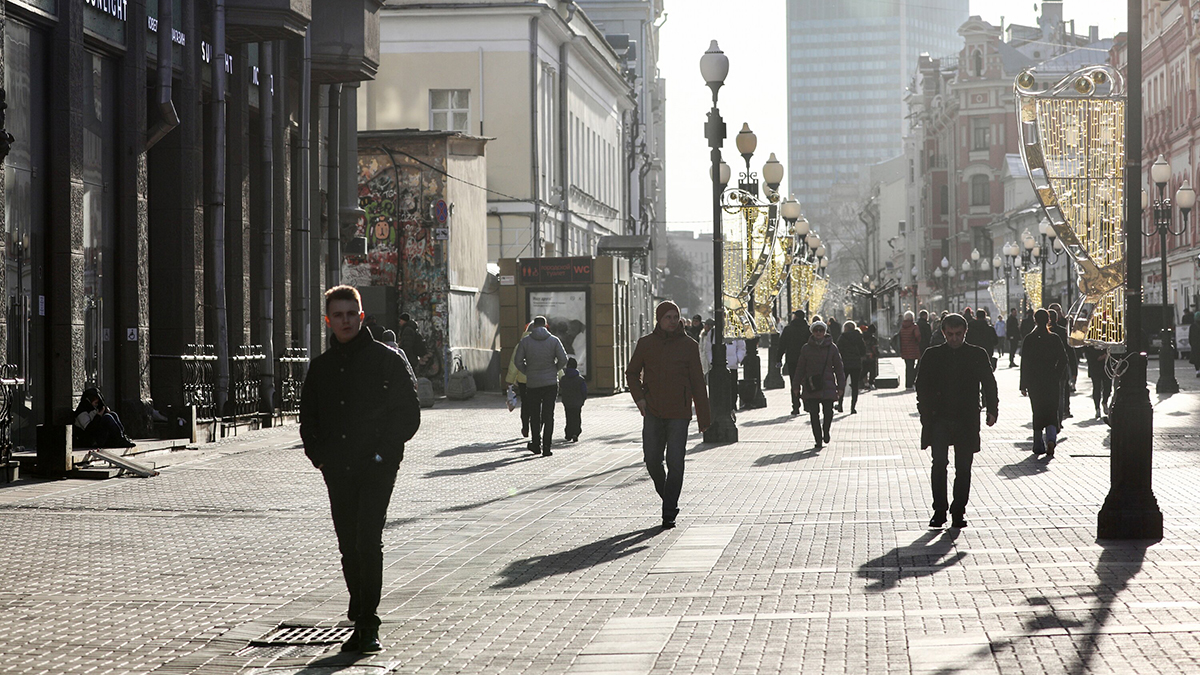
917, 310, 932, 356
779, 311, 810, 415
301, 285, 421, 655
915, 313, 998, 529
1006, 308, 1020, 367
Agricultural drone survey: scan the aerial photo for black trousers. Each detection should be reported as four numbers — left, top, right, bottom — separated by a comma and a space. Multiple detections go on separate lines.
518, 382, 530, 432
1009, 338, 1018, 365
322, 465, 397, 630
928, 420, 977, 516
904, 358, 918, 388
728, 368, 739, 408
1091, 375, 1112, 410
840, 366, 862, 411
804, 398, 833, 444
564, 405, 582, 440
526, 384, 558, 451
787, 373, 801, 412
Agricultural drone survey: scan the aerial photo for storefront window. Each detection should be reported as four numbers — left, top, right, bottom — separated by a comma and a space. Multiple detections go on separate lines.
81, 52, 117, 392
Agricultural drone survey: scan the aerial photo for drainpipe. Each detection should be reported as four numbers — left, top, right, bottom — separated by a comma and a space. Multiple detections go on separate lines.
529, 16, 540, 256
298, 28, 311, 358
211, 0, 230, 415
146, 0, 179, 150
327, 83, 342, 287
259, 42, 276, 413
559, 39, 570, 254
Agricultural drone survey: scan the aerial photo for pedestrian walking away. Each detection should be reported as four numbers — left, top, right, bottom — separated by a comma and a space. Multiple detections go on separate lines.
780, 311, 810, 415
836, 321, 866, 414
1047, 308, 1073, 422
514, 315, 569, 456
793, 321, 845, 449
506, 322, 534, 438
1006, 308, 1020, 367
966, 309, 998, 370
898, 311, 922, 389
917, 310, 933, 357
300, 285, 421, 655
559, 357, 588, 442
1021, 308, 1067, 456
1083, 344, 1112, 418
1190, 310, 1200, 377
915, 313, 998, 529
626, 301, 711, 529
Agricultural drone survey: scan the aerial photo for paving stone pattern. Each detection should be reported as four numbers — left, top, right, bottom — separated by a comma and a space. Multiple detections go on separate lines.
1, 356, 1200, 674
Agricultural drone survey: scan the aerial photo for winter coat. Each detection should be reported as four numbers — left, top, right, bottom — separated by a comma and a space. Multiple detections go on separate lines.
915, 342, 999, 450
918, 318, 932, 353
506, 329, 532, 385
397, 322, 427, 366
1083, 345, 1108, 380
966, 317, 997, 352
1019, 315, 1036, 338
1020, 328, 1067, 430
793, 335, 845, 401
559, 367, 588, 408
898, 318, 922, 360
836, 329, 867, 371
828, 320, 843, 344
1006, 314, 1020, 342
626, 326, 712, 428
780, 320, 810, 373
300, 327, 421, 472
515, 326, 569, 388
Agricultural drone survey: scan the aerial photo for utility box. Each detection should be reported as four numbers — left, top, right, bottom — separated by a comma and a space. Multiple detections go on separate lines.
498, 256, 649, 394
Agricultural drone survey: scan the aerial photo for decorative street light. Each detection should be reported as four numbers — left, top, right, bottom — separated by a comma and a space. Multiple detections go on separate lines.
1141, 156, 1193, 394
700, 40, 737, 443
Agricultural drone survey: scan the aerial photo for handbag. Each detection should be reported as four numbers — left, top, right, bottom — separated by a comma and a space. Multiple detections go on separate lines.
807, 347, 832, 393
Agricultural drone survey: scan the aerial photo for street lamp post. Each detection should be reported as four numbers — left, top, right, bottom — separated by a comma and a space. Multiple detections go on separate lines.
1141, 157, 1193, 395
1097, 0, 1161, 540
700, 41, 737, 444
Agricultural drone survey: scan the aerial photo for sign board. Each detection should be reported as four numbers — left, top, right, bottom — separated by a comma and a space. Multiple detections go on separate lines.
434, 199, 449, 224
518, 257, 593, 284
433, 227, 449, 240
499, 275, 515, 286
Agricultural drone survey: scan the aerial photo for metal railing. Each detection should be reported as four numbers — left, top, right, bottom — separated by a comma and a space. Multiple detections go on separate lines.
0, 364, 25, 482
181, 344, 218, 422
278, 347, 309, 415
231, 345, 266, 418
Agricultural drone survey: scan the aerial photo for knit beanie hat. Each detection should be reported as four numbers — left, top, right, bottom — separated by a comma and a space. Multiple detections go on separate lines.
810, 321, 827, 332
656, 300, 680, 323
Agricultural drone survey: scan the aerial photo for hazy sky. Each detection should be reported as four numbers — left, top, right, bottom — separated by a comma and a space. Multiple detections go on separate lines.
659, 1, 1127, 236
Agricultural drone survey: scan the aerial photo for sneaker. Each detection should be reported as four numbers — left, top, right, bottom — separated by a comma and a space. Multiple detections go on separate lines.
929, 512, 946, 528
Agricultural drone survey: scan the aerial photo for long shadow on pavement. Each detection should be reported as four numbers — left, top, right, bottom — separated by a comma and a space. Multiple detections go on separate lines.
982, 542, 1149, 675
856, 529, 964, 592
754, 445, 822, 466
740, 414, 798, 427
997, 453, 1051, 480
422, 450, 540, 478
492, 527, 663, 589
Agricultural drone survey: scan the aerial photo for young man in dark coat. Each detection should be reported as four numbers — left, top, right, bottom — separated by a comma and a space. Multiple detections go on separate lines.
1047, 308, 1073, 421
779, 311, 810, 415
917, 310, 933, 356
1021, 309, 1067, 455
300, 285, 421, 655
626, 301, 711, 530
915, 313, 998, 529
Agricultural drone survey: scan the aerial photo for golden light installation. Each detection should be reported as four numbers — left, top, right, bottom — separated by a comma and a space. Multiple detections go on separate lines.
1022, 268, 1043, 311
810, 276, 828, 315
790, 261, 814, 312
1016, 65, 1125, 347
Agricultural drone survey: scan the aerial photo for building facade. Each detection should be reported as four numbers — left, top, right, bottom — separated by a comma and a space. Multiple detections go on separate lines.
3, 0, 380, 458
359, 0, 635, 268
786, 0, 967, 230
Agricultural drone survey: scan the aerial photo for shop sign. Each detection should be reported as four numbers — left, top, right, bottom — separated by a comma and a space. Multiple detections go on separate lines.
85, 0, 126, 20
519, 257, 593, 284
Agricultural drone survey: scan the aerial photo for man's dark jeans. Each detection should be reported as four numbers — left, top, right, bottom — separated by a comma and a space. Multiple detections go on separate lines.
526, 384, 558, 451
928, 419, 976, 516
642, 413, 690, 519
322, 464, 397, 630
904, 358, 917, 388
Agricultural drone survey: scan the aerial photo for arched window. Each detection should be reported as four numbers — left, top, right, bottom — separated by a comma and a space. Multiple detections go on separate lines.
970, 175, 990, 206
973, 49, 983, 77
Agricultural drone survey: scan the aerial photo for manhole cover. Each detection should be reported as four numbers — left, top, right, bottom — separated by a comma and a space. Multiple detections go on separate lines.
253, 624, 357, 646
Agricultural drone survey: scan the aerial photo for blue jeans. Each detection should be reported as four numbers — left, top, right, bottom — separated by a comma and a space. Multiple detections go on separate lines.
642, 413, 690, 519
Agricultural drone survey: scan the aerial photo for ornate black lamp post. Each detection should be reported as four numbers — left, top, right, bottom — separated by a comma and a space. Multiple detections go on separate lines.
700, 41, 737, 444
1141, 155, 1194, 395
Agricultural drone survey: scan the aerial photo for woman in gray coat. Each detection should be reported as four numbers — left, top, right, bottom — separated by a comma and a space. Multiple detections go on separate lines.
793, 322, 846, 449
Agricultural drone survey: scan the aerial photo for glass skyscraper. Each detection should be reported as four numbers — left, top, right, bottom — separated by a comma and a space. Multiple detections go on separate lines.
787, 0, 967, 221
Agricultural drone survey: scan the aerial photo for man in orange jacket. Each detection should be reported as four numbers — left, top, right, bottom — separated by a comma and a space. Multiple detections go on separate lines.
626, 300, 712, 529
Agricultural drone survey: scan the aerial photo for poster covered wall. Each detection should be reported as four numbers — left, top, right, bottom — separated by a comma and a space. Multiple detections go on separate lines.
529, 290, 589, 377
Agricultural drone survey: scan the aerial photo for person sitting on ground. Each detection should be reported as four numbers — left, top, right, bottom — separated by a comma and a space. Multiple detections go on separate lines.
73, 388, 135, 448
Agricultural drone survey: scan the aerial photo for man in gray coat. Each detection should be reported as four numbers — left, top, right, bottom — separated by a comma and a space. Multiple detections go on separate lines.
515, 315, 569, 456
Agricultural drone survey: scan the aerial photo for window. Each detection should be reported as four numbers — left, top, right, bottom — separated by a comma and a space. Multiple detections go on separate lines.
972, 49, 983, 77
971, 117, 990, 151
940, 185, 949, 215
970, 174, 989, 206
429, 89, 469, 133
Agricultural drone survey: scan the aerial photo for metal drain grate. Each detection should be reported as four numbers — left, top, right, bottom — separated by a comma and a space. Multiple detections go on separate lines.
234, 643, 331, 659
253, 624, 357, 646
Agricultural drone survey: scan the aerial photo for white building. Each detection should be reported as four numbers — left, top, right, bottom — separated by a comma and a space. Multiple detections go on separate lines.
359, 0, 635, 262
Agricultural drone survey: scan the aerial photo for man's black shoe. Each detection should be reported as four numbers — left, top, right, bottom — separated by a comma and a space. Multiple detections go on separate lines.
929, 512, 946, 528
358, 626, 383, 655
662, 519, 675, 529
339, 627, 361, 653
790, 408, 800, 416
542, 449, 553, 457
663, 508, 678, 529
951, 516, 967, 528
528, 442, 540, 454
522, 425, 529, 437
823, 429, 831, 443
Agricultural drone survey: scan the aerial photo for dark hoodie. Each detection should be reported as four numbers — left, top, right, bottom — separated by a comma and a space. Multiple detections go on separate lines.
559, 367, 588, 408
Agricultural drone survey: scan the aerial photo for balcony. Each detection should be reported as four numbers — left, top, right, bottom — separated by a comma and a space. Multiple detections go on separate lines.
226, 0, 311, 43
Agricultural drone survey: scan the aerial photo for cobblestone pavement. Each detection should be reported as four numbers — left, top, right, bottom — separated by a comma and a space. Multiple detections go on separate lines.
2, 354, 1200, 674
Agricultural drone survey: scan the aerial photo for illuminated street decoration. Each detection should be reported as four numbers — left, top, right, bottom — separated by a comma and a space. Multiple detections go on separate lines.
720, 188, 784, 339
988, 279, 1008, 315
790, 261, 814, 313
1022, 268, 1042, 311
1016, 64, 1125, 347
809, 276, 828, 315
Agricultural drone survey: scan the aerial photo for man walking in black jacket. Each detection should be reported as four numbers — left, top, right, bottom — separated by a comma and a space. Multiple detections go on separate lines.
779, 311, 810, 415
915, 313, 998, 529
301, 285, 421, 655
